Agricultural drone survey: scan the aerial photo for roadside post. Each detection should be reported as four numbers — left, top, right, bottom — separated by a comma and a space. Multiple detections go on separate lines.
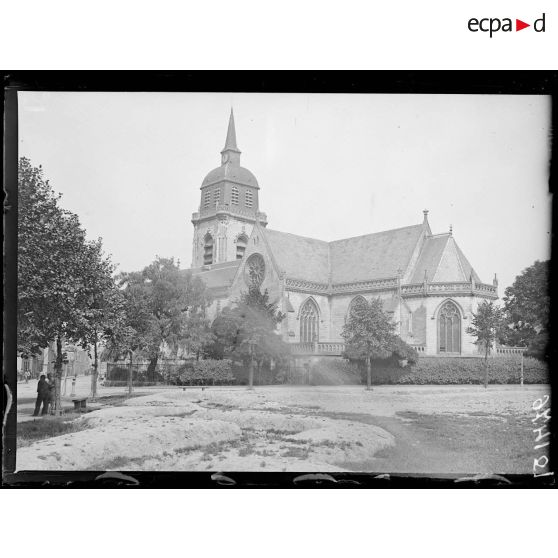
248, 339, 256, 390
520, 353, 524, 387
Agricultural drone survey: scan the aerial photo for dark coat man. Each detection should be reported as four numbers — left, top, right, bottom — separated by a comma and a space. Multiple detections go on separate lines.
33, 375, 50, 416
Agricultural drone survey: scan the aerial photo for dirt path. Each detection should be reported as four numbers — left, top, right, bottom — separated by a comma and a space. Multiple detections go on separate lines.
323, 410, 533, 474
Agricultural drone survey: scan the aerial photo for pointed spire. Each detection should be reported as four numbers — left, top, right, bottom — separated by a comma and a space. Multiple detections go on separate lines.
493, 273, 498, 287
222, 108, 240, 153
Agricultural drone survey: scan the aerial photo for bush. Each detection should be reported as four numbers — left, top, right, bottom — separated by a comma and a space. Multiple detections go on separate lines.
105, 365, 165, 386
391, 337, 420, 365
359, 355, 549, 385
177, 359, 234, 385
309, 358, 361, 385
231, 362, 282, 385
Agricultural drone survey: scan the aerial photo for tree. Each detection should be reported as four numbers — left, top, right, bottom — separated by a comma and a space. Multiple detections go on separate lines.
501, 260, 549, 360
208, 286, 289, 387
76, 239, 124, 400
341, 297, 397, 390
18, 158, 119, 411
112, 257, 212, 379
466, 300, 504, 388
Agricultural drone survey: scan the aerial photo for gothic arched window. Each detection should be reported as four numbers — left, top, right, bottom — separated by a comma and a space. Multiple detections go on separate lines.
438, 300, 461, 354
203, 233, 214, 265
300, 299, 319, 343
236, 233, 248, 259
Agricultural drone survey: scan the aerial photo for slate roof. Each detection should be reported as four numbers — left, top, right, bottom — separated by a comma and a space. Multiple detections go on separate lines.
409, 234, 449, 283
190, 260, 241, 290
261, 224, 427, 284
190, 223, 482, 294
222, 108, 240, 153
201, 164, 259, 188
454, 242, 481, 283
409, 234, 481, 284
263, 229, 330, 283
329, 225, 424, 284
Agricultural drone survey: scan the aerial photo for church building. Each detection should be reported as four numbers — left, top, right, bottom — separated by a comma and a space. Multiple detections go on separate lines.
190, 111, 499, 358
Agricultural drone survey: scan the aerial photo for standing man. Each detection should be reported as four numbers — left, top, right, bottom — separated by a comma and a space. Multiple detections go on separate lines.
33, 375, 50, 416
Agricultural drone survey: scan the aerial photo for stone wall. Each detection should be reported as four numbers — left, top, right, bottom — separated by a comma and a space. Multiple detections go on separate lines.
192, 215, 255, 267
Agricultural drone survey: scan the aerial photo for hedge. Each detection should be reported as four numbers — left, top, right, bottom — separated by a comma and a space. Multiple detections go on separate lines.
175, 359, 234, 385
299, 356, 548, 385
308, 358, 362, 385
362, 356, 549, 385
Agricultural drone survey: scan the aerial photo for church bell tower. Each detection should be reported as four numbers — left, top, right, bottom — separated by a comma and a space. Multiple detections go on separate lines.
191, 110, 267, 268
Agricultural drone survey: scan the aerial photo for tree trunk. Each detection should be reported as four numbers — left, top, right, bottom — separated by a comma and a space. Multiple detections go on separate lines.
62, 361, 68, 396
366, 356, 372, 391
128, 350, 134, 397
248, 357, 254, 390
90, 336, 98, 401
53, 335, 63, 413
484, 346, 489, 389
147, 354, 158, 381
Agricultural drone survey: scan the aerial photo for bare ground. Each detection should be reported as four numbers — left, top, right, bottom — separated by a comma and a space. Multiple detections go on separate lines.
15, 385, 548, 474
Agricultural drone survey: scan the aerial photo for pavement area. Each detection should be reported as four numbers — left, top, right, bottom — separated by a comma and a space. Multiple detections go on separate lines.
16, 375, 172, 422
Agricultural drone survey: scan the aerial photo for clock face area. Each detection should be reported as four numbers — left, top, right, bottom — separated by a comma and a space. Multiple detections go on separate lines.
221, 153, 229, 164
245, 253, 266, 287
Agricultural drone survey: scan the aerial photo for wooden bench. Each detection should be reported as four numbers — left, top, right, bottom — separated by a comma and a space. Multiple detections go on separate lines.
72, 397, 88, 412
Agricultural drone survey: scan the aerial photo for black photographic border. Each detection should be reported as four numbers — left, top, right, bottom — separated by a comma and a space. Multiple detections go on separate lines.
3, 71, 556, 488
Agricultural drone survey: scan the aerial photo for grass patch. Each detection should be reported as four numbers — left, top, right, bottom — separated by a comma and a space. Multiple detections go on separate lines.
281, 446, 311, 459
172, 410, 197, 418
203, 402, 237, 411
17, 415, 90, 448
395, 411, 534, 464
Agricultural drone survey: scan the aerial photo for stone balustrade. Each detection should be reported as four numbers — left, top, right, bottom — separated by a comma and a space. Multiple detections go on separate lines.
496, 346, 526, 355
192, 205, 268, 223
290, 342, 345, 356
401, 281, 497, 299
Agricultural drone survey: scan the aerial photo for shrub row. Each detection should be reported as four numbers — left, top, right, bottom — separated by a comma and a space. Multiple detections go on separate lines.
364, 356, 549, 385
308, 358, 362, 385
105, 366, 164, 383
175, 359, 234, 385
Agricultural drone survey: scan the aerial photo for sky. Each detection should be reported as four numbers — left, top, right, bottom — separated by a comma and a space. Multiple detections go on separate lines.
18, 91, 551, 297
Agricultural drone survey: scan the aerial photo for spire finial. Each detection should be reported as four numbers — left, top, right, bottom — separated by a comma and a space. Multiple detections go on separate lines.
423, 209, 429, 223
449, 224, 453, 236
493, 273, 498, 287
220, 108, 241, 166
223, 108, 239, 152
